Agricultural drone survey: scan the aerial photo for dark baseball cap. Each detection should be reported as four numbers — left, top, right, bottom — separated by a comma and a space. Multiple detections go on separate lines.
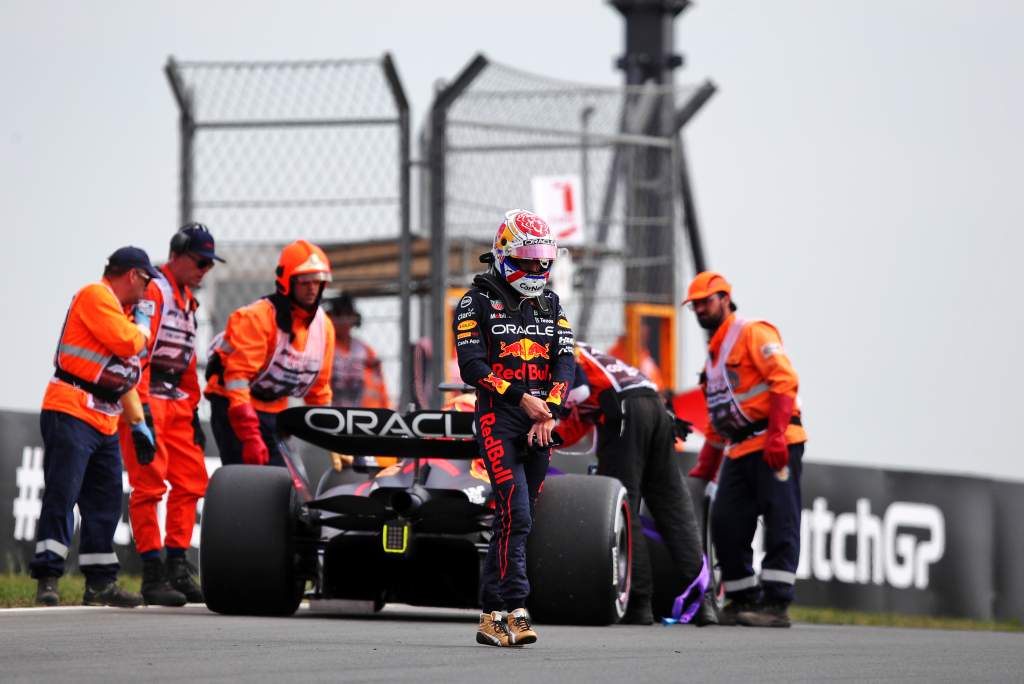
175, 223, 226, 263
107, 246, 161, 279
322, 292, 359, 317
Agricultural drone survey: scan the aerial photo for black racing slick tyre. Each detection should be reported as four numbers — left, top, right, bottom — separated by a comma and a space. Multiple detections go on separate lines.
201, 465, 304, 616
527, 474, 631, 625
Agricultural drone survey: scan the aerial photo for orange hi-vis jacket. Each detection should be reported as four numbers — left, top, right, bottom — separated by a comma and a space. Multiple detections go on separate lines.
43, 279, 147, 435
702, 313, 806, 459
136, 264, 201, 406
330, 337, 390, 409
205, 298, 335, 413
556, 343, 662, 449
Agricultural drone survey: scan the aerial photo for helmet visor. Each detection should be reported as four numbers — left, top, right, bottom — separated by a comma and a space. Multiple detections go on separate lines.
509, 242, 557, 260
293, 271, 332, 284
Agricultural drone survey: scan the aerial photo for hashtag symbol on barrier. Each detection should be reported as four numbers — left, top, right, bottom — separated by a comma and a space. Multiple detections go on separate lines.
13, 446, 45, 541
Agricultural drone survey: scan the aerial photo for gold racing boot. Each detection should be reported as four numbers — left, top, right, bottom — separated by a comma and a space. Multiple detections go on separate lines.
506, 607, 539, 646
476, 611, 512, 647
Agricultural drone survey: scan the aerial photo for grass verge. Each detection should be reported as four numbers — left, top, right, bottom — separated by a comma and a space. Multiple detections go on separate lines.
1, 574, 1021, 632
791, 605, 1022, 633
1, 573, 141, 608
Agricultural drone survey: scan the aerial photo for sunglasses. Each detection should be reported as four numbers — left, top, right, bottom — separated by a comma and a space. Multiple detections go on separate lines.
133, 269, 153, 287
685, 293, 724, 311
187, 253, 215, 269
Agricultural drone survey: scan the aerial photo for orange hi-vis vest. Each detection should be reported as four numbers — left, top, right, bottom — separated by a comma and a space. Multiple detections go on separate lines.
249, 308, 327, 401
205, 297, 335, 413
330, 337, 390, 409
702, 314, 806, 459
141, 265, 200, 403
577, 342, 659, 399
44, 279, 146, 435
557, 343, 660, 449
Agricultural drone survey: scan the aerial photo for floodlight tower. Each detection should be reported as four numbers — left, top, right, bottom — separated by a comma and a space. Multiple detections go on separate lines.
610, 0, 707, 289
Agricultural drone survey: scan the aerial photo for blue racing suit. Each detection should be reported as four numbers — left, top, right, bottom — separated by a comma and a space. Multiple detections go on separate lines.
454, 273, 575, 612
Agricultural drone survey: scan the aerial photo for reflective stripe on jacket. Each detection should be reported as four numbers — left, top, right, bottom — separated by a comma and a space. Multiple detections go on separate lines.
43, 279, 146, 434
204, 298, 334, 413
701, 314, 806, 459
141, 265, 200, 403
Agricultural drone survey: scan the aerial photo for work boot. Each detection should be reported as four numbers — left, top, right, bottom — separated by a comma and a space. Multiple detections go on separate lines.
620, 597, 654, 625
476, 611, 511, 647
35, 576, 59, 607
82, 580, 143, 608
693, 591, 720, 627
737, 602, 791, 628
140, 557, 187, 607
166, 556, 204, 603
506, 608, 538, 646
718, 597, 759, 626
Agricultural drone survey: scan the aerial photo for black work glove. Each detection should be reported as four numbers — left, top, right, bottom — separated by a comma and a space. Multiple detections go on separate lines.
131, 420, 156, 466
192, 409, 207, 450
672, 414, 694, 442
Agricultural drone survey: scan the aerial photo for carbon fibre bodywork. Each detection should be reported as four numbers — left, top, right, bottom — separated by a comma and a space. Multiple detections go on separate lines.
247, 404, 656, 620
275, 405, 531, 610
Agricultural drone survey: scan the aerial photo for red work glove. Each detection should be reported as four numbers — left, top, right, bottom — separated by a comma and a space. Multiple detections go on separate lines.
762, 393, 794, 471
227, 403, 269, 466
688, 442, 724, 482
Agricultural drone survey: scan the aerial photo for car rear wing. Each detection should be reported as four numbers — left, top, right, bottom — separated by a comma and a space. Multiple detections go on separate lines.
276, 406, 480, 460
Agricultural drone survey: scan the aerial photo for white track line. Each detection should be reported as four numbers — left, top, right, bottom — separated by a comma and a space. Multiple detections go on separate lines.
1, 602, 210, 614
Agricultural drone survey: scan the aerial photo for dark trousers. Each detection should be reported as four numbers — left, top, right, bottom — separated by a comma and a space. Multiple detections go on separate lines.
30, 410, 123, 584
208, 394, 285, 467
475, 406, 550, 613
597, 393, 704, 612
712, 442, 804, 605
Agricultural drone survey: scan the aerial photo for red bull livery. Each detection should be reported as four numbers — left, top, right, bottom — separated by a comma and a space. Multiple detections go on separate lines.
453, 231, 576, 645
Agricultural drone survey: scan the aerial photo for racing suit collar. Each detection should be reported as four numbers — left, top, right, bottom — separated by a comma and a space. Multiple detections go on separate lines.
473, 271, 552, 315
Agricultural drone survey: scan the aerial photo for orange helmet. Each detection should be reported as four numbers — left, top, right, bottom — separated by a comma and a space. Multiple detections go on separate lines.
275, 240, 332, 295
683, 271, 732, 304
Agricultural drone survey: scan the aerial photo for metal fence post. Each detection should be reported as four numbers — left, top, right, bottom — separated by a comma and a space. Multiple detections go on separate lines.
164, 56, 413, 409
382, 53, 413, 410
164, 57, 194, 225
427, 54, 488, 408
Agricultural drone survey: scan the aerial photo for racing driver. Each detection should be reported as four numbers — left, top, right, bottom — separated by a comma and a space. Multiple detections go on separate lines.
455, 209, 576, 647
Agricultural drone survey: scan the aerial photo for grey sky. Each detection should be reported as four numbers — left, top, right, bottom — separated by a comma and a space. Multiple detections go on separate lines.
2, 1, 1021, 481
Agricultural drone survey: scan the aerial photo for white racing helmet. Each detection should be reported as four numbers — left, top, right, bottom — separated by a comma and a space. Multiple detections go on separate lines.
491, 210, 558, 298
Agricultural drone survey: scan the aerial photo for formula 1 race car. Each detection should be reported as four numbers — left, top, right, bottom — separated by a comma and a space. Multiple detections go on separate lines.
199, 400, 633, 625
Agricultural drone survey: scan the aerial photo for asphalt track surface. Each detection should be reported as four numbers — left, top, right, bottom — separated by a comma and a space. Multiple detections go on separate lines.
1, 603, 1021, 683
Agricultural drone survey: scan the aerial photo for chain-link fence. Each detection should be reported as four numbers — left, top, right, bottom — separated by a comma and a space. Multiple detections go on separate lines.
165, 55, 411, 407
165, 52, 713, 410
425, 55, 714, 403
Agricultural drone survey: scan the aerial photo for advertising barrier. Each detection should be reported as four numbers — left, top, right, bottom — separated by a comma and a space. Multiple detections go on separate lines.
679, 455, 1024, 622
2, 408, 1021, 621
0, 409, 331, 576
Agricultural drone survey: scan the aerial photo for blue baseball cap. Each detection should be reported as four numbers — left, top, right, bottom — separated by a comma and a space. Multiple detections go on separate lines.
174, 223, 226, 263
107, 246, 161, 279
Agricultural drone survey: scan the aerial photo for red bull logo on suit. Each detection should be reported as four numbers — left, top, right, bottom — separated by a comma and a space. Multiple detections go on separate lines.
498, 338, 549, 362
